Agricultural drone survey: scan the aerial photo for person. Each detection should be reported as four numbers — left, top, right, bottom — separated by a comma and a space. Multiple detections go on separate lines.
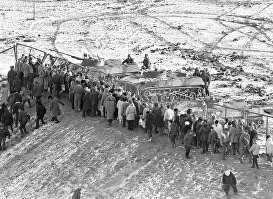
239, 129, 252, 164
169, 120, 179, 148
0, 83, 9, 105
201, 69, 211, 96
229, 122, 239, 155
101, 88, 110, 118
199, 120, 211, 153
132, 98, 140, 128
173, 108, 180, 136
12, 75, 22, 93
52, 71, 63, 99
126, 100, 136, 131
90, 87, 100, 117
152, 103, 161, 134
21, 58, 30, 88
82, 88, 91, 117
48, 95, 64, 123
209, 127, 218, 153
142, 54, 151, 70
145, 110, 155, 142
249, 139, 260, 169
221, 126, 231, 160
265, 135, 273, 167
69, 79, 76, 110
164, 104, 174, 133
7, 66, 17, 93
105, 94, 116, 127
13, 101, 24, 128
184, 129, 193, 158
72, 81, 84, 112
122, 54, 134, 65
18, 107, 29, 136
21, 87, 32, 108
193, 68, 201, 77
222, 166, 238, 199
248, 124, 257, 147
0, 123, 11, 151
117, 97, 125, 124
35, 100, 47, 129
194, 117, 203, 148
32, 80, 43, 102
121, 98, 129, 127
1, 107, 13, 132
141, 103, 149, 130
212, 120, 223, 148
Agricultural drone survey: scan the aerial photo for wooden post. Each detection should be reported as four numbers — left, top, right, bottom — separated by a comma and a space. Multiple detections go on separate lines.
14, 44, 18, 71
225, 107, 227, 119
266, 116, 269, 136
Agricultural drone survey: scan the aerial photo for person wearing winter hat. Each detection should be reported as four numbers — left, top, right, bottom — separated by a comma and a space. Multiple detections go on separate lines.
265, 135, 273, 167
222, 166, 238, 199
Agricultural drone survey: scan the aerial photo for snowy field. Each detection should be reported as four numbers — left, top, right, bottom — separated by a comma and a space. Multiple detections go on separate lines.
1, 0, 273, 198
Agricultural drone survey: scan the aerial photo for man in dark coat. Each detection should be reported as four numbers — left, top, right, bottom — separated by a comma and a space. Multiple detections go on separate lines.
7, 66, 17, 93
132, 98, 140, 128
82, 89, 91, 117
184, 130, 193, 158
90, 87, 99, 117
12, 76, 22, 93
8, 91, 22, 111
222, 167, 238, 198
152, 103, 161, 134
0, 123, 11, 151
1, 107, 13, 132
142, 54, 151, 70
122, 54, 134, 65
35, 101, 46, 129
13, 101, 24, 127
169, 120, 179, 148
52, 71, 63, 99
199, 120, 211, 153
145, 110, 155, 142
18, 107, 29, 136
33, 81, 43, 102
209, 127, 219, 153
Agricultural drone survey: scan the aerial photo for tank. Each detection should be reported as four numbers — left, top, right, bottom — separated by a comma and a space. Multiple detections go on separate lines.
117, 74, 205, 104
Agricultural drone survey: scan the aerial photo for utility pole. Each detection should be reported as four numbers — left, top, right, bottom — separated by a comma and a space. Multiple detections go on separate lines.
33, 0, 36, 20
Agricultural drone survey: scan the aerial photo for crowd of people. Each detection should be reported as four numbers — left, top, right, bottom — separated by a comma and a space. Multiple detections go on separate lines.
0, 53, 273, 198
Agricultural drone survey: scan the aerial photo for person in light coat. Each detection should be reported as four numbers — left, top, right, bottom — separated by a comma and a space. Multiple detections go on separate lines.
265, 135, 273, 167
117, 97, 124, 124
106, 94, 116, 126
212, 120, 223, 146
126, 100, 136, 131
249, 139, 260, 169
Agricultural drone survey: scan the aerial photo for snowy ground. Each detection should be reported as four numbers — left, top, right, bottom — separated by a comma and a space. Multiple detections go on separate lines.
1, 0, 273, 198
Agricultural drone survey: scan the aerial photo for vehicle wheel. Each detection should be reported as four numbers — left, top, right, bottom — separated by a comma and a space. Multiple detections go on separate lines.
142, 90, 150, 98
189, 92, 197, 100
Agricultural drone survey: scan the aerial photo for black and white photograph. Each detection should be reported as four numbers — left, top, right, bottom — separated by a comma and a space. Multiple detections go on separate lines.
0, 0, 273, 198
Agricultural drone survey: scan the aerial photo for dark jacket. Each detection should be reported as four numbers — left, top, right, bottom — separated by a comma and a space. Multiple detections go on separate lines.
18, 110, 28, 124
152, 107, 162, 126
0, 125, 11, 138
33, 83, 43, 97
12, 102, 24, 114
170, 123, 179, 136
90, 91, 99, 105
83, 93, 92, 110
12, 78, 22, 92
209, 129, 218, 142
145, 112, 155, 129
199, 124, 211, 141
1, 110, 13, 126
52, 73, 63, 84
184, 133, 193, 147
7, 69, 17, 83
37, 103, 46, 118
222, 172, 237, 185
